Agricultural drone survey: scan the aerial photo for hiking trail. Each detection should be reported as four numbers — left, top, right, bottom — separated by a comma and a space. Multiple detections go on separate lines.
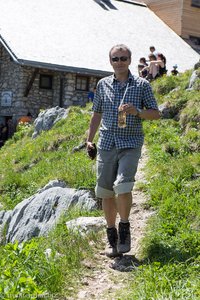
76, 146, 154, 299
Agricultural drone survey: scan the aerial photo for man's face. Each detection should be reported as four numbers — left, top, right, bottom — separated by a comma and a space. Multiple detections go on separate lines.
110, 48, 131, 74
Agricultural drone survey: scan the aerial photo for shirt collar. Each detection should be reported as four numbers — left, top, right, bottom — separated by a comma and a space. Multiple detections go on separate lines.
111, 70, 134, 84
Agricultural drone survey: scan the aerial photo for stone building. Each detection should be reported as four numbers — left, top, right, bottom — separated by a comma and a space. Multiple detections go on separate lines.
0, 44, 104, 126
0, 0, 199, 128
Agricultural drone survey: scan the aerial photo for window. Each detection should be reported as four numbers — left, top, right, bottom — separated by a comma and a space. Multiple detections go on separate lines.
39, 74, 53, 89
191, 0, 200, 7
76, 76, 89, 91
190, 35, 200, 45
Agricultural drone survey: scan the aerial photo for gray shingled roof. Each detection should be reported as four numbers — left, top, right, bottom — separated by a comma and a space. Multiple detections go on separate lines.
0, 0, 199, 75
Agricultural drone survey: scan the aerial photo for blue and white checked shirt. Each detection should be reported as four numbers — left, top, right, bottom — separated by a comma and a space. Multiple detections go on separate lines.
93, 72, 158, 150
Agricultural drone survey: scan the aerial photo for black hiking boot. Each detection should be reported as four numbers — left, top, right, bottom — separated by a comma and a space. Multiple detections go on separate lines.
106, 227, 122, 258
118, 222, 131, 254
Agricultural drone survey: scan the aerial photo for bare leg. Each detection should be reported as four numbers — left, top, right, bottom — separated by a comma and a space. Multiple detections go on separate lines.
116, 192, 132, 221
103, 197, 121, 257
102, 197, 117, 227
116, 192, 132, 253
149, 62, 158, 78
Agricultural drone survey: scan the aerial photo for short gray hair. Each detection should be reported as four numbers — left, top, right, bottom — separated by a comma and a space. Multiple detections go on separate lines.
109, 44, 132, 58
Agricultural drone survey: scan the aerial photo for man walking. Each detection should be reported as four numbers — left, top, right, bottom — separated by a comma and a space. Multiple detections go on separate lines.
86, 44, 160, 257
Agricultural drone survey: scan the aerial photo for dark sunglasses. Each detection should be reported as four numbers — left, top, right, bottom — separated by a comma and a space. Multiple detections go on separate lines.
111, 56, 129, 62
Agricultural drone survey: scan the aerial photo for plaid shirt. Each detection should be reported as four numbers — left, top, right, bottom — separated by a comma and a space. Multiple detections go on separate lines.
93, 71, 158, 150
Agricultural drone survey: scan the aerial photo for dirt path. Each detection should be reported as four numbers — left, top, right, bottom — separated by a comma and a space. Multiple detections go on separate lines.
77, 146, 154, 299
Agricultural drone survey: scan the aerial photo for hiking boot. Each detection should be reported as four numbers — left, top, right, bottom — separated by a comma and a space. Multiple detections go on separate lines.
118, 222, 131, 254
106, 227, 122, 258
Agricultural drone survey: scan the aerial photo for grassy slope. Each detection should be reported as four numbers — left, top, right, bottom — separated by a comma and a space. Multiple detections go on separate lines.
120, 71, 200, 299
0, 106, 96, 209
0, 105, 101, 299
0, 70, 199, 299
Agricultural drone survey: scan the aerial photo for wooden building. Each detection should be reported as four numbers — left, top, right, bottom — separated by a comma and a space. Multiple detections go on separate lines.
136, 0, 200, 52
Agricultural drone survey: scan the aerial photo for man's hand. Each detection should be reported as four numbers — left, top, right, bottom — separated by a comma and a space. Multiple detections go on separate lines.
86, 142, 97, 160
119, 103, 137, 115
120, 104, 160, 120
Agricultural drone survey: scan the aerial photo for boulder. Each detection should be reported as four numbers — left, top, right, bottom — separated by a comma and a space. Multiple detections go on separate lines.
194, 59, 200, 70
66, 216, 106, 235
1, 180, 97, 244
188, 70, 199, 90
32, 106, 69, 138
158, 102, 178, 119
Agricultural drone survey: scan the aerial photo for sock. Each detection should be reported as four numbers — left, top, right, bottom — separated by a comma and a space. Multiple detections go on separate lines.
107, 226, 116, 230
120, 220, 129, 224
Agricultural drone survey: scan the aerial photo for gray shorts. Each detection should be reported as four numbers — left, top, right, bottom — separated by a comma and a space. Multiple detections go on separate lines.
95, 147, 142, 198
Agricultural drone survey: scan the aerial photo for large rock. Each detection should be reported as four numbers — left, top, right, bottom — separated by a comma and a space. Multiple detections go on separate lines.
186, 60, 200, 90
188, 70, 199, 90
0, 180, 97, 244
194, 59, 200, 70
0, 210, 12, 242
66, 216, 106, 235
32, 106, 69, 138
158, 102, 178, 119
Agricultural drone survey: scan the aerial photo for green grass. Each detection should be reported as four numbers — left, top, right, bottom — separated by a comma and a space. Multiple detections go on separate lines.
0, 208, 103, 299
120, 71, 200, 299
0, 70, 200, 299
0, 106, 96, 209
120, 260, 200, 300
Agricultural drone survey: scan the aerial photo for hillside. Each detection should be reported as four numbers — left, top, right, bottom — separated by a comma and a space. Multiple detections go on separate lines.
0, 69, 200, 299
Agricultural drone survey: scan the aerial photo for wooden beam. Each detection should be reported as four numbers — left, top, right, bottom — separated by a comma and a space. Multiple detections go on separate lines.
24, 68, 39, 97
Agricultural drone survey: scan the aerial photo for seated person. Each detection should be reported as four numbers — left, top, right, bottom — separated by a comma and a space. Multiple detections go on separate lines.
143, 53, 167, 81
157, 53, 167, 76
171, 64, 179, 76
149, 45, 159, 58
142, 54, 159, 80
138, 63, 148, 78
1, 124, 8, 143
139, 57, 148, 66
18, 112, 32, 124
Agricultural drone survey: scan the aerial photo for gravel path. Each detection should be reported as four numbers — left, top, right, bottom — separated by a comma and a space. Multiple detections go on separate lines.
76, 146, 154, 299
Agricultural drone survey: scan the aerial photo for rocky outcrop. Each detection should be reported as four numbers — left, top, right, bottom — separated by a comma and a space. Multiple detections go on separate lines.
32, 106, 69, 138
0, 180, 97, 244
158, 102, 178, 119
188, 70, 199, 90
187, 61, 200, 90
66, 217, 106, 235
194, 59, 200, 70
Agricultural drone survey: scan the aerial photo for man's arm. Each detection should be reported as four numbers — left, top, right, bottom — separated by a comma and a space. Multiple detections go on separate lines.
120, 104, 160, 120
86, 112, 102, 149
135, 108, 160, 120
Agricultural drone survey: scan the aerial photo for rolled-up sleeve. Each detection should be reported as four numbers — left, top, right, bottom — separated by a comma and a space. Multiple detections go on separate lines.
142, 81, 158, 110
92, 83, 103, 113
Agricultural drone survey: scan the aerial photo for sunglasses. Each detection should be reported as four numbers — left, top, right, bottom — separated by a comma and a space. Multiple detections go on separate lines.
111, 56, 129, 62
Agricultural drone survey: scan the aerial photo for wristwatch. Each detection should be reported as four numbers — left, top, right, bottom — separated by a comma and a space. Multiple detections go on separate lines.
135, 108, 142, 117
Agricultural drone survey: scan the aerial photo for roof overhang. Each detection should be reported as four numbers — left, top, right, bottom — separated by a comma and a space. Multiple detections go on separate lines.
0, 35, 111, 77
0, 34, 19, 64
18, 59, 112, 77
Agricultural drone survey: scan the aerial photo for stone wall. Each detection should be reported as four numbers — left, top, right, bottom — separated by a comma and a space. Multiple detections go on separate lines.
0, 45, 100, 125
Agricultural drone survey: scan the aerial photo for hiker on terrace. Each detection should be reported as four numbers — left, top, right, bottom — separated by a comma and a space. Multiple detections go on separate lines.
143, 53, 167, 81
18, 112, 33, 124
149, 45, 159, 58
139, 57, 148, 66
86, 44, 160, 258
138, 63, 148, 78
138, 57, 148, 78
171, 64, 179, 76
